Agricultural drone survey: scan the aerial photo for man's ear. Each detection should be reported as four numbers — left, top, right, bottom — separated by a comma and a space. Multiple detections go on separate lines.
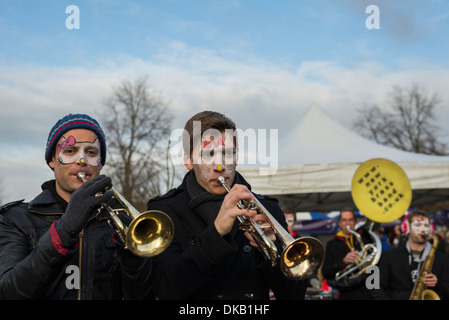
49, 156, 56, 169
183, 152, 193, 170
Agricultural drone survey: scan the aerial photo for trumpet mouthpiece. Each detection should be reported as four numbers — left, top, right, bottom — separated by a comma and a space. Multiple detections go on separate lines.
77, 172, 86, 182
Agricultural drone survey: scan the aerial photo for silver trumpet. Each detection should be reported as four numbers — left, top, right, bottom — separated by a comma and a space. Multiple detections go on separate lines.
218, 176, 325, 280
77, 172, 174, 258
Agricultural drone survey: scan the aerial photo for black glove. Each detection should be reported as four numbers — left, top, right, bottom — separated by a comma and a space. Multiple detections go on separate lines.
55, 174, 114, 247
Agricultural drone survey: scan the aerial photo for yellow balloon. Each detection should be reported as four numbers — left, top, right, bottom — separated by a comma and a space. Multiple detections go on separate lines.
351, 158, 412, 223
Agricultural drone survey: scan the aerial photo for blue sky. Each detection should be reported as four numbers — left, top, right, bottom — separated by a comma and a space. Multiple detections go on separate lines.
3, 1, 448, 69
1, 0, 449, 201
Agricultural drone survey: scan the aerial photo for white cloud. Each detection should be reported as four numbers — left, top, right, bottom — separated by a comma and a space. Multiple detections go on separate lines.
1, 45, 449, 202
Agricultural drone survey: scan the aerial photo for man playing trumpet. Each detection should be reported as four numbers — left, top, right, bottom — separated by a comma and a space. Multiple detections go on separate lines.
0, 113, 153, 299
147, 110, 307, 299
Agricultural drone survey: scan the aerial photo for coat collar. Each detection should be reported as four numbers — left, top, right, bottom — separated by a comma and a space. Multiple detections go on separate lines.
28, 180, 66, 215
167, 188, 208, 235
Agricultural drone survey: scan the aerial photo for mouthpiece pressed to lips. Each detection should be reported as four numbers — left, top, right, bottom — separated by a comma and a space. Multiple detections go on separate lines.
77, 172, 86, 182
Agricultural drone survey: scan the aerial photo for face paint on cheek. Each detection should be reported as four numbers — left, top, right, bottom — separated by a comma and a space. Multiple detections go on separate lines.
225, 164, 236, 174
197, 163, 215, 181
411, 220, 431, 236
192, 150, 211, 181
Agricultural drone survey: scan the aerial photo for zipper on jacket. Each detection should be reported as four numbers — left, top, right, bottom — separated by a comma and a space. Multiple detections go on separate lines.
77, 229, 84, 300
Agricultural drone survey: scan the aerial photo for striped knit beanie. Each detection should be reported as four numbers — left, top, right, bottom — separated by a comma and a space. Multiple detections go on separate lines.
45, 113, 107, 168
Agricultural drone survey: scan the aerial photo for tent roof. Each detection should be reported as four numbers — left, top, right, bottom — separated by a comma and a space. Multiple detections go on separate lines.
278, 104, 449, 165
239, 105, 449, 212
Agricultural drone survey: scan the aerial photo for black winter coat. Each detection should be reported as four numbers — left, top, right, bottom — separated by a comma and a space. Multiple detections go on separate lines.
322, 231, 373, 299
0, 180, 153, 300
371, 244, 449, 300
147, 172, 307, 300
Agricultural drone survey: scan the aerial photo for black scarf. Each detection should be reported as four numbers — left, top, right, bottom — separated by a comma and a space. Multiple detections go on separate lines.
185, 170, 245, 225
29, 180, 68, 210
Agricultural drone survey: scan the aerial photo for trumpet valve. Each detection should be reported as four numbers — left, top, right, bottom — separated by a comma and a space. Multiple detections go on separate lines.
238, 221, 252, 232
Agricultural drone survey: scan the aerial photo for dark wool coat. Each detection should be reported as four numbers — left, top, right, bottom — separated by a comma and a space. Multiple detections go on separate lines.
371, 244, 449, 300
147, 172, 307, 300
322, 231, 373, 300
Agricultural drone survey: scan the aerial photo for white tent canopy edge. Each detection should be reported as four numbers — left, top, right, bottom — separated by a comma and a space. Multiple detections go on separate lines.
238, 105, 449, 212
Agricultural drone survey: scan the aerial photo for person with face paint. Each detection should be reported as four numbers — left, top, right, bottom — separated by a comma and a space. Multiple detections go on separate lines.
147, 110, 307, 300
372, 210, 449, 300
0, 114, 153, 299
282, 206, 298, 239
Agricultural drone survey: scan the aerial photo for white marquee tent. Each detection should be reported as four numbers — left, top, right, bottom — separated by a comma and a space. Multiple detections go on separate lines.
239, 105, 449, 212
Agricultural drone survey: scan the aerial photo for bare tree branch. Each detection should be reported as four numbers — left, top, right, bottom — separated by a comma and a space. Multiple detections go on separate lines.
98, 77, 178, 210
352, 83, 447, 155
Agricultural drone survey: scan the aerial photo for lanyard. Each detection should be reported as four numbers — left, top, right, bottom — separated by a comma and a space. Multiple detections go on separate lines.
345, 235, 354, 250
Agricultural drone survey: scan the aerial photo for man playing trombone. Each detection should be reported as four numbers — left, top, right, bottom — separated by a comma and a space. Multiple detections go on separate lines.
147, 110, 307, 299
0, 113, 153, 299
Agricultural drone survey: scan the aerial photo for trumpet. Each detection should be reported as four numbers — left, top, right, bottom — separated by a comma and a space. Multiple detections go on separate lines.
217, 176, 324, 280
77, 172, 174, 258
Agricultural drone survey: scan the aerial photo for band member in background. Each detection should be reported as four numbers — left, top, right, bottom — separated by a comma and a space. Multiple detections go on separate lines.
322, 207, 373, 299
282, 206, 298, 238
0, 113, 153, 299
371, 210, 449, 300
147, 110, 307, 299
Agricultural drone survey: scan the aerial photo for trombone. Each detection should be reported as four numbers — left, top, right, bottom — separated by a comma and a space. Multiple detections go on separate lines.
77, 172, 174, 258
217, 176, 324, 280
